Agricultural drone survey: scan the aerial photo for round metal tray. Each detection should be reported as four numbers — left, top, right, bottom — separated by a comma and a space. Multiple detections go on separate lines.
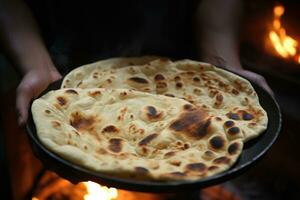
27, 77, 281, 193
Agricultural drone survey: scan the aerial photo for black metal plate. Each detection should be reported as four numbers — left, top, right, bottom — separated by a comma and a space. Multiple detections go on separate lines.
26, 75, 281, 193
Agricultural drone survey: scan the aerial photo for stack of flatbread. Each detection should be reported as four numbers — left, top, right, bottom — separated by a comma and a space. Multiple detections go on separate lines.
32, 57, 268, 181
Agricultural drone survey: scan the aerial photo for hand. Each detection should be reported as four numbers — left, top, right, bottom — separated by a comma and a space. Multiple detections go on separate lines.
230, 68, 274, 97
202, 56, 274, 96
16, 67, 61, 125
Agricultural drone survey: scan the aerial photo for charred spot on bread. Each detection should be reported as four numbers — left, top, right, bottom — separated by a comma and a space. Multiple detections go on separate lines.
128, 77, 149, 84
169, 109, 211, 139
224, 120, 235, 128
226, 112, 240, 120
209, 136, 225, 150
65, 89, 78, 95
56, 96, 67, 106
227, 127, 240, 135
185, 163, 206, 172
69, 112, 96, 131
154, 74, 165, 81
108, 138, 123, 153
102, 125, 119, 133
213, 156, 231, 165
138, 133, 158, 146
228, 142, 240, 155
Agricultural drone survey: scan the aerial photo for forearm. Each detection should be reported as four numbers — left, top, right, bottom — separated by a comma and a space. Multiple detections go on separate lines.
199, 31, 242, 69
0, 0, 54, 74
196, 0, 242, 70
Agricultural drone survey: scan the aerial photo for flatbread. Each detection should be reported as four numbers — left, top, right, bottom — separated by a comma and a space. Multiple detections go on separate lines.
62, 58, 268, 142
32, 88, 243, 181
61, 56, 163, 88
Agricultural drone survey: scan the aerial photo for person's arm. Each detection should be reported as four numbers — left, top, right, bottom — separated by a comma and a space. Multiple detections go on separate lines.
0, 0, 61, 125
196, 0, 273, 95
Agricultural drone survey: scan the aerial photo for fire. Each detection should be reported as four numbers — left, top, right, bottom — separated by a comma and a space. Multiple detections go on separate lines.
268, 4, 300, 63
83, 181, 118, 200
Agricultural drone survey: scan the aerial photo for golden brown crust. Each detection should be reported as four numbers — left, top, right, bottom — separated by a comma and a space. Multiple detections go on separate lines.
36, 57, 268, 181
169, 109, 212, 140
32, 88, 245, 181
61, 58, 267, 143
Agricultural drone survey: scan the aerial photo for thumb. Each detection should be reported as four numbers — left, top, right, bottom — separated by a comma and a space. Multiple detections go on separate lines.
238, 70, 274, 97
231, 69, 274, 97
16, 83, 34, 126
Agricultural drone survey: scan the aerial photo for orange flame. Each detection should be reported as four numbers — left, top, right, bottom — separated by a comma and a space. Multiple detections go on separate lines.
268, 5, 300, 63
83, 181, 118, 200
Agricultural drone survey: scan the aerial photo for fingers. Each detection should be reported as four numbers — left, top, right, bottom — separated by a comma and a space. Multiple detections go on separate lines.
16, 80, 34, 126
16, 69, 52, 125
15, 66, 61, 126
236, 70, 275, 97
49, 68, 62, 82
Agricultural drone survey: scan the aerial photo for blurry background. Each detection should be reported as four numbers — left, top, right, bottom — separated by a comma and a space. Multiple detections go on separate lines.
234, 1, 300, 199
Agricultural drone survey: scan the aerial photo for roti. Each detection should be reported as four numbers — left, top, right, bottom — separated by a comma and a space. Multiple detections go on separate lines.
61, 56, 162, 88
32, 88, 243, 181
62, 58, 268, 142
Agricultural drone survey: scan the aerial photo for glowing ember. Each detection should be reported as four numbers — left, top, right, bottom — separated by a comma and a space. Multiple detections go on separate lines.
297, 55, 300, 63
268, 4, 300, 63
83, 181, 118, 200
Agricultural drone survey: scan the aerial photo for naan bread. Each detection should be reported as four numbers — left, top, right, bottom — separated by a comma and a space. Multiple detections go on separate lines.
61, 56, 162, 88
62, 58, 268, 142
32, 88, 243, 181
